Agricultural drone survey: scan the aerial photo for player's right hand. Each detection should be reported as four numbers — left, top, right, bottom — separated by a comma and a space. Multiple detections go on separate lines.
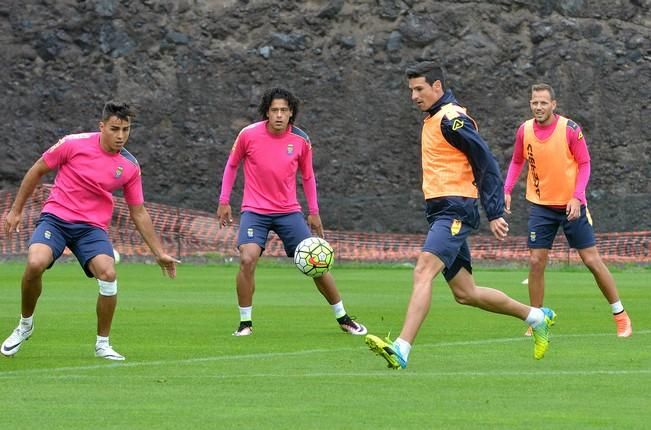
504, 194, 512, 215
307, 214, 325, 238
217, 204, 233, 228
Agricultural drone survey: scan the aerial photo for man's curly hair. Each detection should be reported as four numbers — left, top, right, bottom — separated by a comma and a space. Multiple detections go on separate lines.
258, 87, 300, 124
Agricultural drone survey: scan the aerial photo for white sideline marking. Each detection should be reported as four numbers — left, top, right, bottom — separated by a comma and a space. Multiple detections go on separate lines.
8, 369, 650, 381
1, 330, 648, 379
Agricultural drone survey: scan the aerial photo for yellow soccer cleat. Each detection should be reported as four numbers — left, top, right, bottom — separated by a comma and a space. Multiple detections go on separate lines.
532, 308, 557, 360
365, 334, 407, 369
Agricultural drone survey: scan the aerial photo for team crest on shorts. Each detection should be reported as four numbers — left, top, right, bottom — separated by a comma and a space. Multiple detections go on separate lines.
530, 231, 536, 242
450, 219, 462, 236
114, 166, 123, 178
44, 230, 52, 240
287, 144, 294, 155
247, 228, 254, 238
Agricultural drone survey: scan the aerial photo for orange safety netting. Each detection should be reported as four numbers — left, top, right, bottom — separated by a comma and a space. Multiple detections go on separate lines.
1, 186, 649, 263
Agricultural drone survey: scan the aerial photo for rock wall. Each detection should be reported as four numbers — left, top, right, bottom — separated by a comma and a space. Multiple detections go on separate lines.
1, 0, 649, 234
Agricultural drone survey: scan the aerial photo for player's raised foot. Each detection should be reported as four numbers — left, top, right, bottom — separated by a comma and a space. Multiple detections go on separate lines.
532, 307, 557, 360
337, 314, 367, 335
232, 321, 253, 337
95, 344, 125, 361
365, 334, 407, 369
524, 326, 532, 337
1, 323, 34, 357
614, 311, 632, 337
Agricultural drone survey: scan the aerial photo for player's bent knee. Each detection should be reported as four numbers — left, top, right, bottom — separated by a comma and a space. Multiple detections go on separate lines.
239, 252, 258, 267
96, 266, 117, 280
25, 255, 52, 274
98, 279, 118, 296
453, 292, 473, 306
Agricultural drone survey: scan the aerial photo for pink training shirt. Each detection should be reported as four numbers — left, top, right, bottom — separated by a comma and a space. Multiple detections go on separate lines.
219, 121, 319, 215
41, 132, 144, 230
504, 114, 591, 204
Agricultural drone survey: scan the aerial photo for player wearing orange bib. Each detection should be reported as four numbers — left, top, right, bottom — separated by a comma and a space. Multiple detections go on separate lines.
365, 62, 557, 369
504, 83, 632, 338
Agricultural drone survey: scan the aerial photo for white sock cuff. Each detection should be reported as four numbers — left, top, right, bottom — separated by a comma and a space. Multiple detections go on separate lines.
331, 301, 346, 319
525, 307, 545, 327
395, 338, 412, 359
610, 300, 624, 314
239, 306, 252, 321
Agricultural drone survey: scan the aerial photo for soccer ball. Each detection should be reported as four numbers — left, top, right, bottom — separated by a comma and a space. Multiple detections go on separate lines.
294, 237, 334, 278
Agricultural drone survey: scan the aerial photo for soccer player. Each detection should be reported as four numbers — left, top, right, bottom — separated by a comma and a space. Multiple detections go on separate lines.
504, 83, 632, 337
1, 101, 179, 361
217, 87, 367, 337
365, 61, 556, 369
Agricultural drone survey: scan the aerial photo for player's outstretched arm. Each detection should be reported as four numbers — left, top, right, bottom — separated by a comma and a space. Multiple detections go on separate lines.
128, 204, 180, 278
4, 158, 52, 233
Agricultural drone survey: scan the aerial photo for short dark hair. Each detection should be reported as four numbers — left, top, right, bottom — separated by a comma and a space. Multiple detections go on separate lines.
258, 87, 300, 124
102, 101, 135, 122
531, 83, 556, 100
405, 61, 446, 88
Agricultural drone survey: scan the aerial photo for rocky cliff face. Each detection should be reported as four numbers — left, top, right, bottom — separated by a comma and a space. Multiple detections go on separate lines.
1, 0, 649, 234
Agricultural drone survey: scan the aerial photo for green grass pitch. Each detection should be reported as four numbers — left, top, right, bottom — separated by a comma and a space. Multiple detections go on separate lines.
1, 261, 649, 429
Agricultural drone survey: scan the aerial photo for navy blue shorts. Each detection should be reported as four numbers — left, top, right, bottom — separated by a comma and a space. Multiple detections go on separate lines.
422, 215, 473, 282
237, 211, 311, 257
527, 203, 596, 249
30, 213, 113, 278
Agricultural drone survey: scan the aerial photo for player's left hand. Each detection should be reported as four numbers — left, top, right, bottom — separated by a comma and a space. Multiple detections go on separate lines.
566, 198, 581, 221
489, 217, 509, 241
307, 214, 325, 238
157, 254, 181, 279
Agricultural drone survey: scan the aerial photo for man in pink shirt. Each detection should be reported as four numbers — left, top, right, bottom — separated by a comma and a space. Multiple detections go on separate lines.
217, 87, 367, 337
504, 83, 632, 337
1, 101, 180, 361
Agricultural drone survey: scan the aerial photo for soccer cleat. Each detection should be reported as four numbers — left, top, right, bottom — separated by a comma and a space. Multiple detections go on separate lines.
614, 311, 632, 337
1, 323, 34, 357
337, 314, 368, 335
233, 321, 253, 337
532, 307, 557, 360
95, 344, 125, 361
524, 326, 533, 337
365, 334, 407, 369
